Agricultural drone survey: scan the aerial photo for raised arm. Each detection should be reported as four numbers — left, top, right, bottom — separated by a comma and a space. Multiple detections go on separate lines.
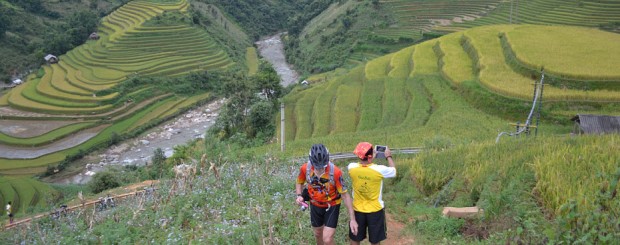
385, 148, 395, 167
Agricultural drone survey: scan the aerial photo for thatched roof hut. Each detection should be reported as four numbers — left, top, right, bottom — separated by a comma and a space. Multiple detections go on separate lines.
571, 114, 620, 135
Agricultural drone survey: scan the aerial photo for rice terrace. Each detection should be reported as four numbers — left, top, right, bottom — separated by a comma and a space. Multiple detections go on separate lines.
0, 0, 619, 243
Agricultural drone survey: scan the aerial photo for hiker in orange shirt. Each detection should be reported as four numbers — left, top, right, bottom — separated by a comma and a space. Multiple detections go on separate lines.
295, 144, 358, 245
348, 142, 397, 245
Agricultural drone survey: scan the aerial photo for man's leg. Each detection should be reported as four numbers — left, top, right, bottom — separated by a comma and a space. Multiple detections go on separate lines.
312, 226, 325, 245
367, 209, 387, 245
322, 226, 337, 245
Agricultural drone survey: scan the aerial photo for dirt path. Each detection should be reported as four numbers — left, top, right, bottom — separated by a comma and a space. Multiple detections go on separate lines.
2, 180, 158, 230
386, 212, 415, 244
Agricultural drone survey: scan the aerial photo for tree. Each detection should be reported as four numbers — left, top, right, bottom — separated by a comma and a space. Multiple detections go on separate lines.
248, 101, 275, 137
89, 171, 121, 194
0, 7, 10, 39
252, 61, 282, 103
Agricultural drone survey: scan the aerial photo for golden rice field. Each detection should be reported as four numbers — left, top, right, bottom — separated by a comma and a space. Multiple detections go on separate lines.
503, 25, 620, 81
463, 25, 620, 102
277, 24, 620, 157
0, 0, 233, 174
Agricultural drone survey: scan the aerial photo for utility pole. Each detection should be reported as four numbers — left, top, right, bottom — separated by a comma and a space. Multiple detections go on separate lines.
509, 0, 514, 24
515, 0, 519, 24
280, 102, 285, 151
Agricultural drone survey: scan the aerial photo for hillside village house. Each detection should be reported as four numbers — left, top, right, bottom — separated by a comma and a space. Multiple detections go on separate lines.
44, 54, 58, 64
571, 114, 620, 135
89, 32, 100, 40
12, 78, 23, 85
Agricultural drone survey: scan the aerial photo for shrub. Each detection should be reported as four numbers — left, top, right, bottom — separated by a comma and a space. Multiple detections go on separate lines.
89, 171, 120, 194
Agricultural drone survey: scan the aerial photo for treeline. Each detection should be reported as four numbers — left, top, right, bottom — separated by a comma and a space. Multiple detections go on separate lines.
198, 0, 336, 40
284, 1, 396, 74
6, 0, 60, 18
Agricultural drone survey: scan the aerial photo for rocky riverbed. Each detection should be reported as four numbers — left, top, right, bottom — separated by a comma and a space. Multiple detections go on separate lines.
54, 34, 298, 185
255, 33, 299, 87
54, 99, 224, 184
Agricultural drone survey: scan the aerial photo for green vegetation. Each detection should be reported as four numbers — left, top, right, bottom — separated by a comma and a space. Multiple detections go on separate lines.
207, 62, 282, 146
0, 176, 56, 215
88, 171, 121, 194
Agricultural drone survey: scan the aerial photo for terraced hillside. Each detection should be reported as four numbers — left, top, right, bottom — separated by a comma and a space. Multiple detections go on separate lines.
281, 25, 620, 152
0, 176, 56, 214
433, 0, 620, 34
376, 0, 620, 42
377, 0, 502, 40
0, 0, 233, 174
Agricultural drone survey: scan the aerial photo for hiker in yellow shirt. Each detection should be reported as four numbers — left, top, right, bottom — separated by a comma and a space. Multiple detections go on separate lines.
348, 142, 396, 245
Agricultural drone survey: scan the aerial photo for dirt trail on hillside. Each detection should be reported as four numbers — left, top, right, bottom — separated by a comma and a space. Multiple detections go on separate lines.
386, 212, 415, 244
2, 180, 158, 230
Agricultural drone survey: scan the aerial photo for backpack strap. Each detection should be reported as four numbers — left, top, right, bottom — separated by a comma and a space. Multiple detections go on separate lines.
306, 162, 312, 184
328, 162, 335, 186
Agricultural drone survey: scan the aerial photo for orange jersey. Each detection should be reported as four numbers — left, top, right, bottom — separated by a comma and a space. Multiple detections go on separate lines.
297, 162, 347, 207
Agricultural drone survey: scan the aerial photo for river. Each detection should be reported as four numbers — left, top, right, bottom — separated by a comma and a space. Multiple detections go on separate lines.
255, 33, 300, 87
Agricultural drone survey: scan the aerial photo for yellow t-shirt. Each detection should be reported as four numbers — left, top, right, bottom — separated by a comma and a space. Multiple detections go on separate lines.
347, 162, 396, 213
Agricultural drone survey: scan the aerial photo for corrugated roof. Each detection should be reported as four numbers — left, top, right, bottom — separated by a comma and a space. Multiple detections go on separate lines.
571, 114, 620, 134
44, 54, 57, 61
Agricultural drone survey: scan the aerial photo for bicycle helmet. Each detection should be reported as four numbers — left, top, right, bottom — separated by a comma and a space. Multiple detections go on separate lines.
354, 142, 373, 160
309, 144, 330, 168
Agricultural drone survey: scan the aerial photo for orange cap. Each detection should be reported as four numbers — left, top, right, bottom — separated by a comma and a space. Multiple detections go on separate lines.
354, 142, 373, 159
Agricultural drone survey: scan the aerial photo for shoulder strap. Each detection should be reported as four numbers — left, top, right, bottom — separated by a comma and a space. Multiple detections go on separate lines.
329, 162, 335, 185
306, 162, 312, 184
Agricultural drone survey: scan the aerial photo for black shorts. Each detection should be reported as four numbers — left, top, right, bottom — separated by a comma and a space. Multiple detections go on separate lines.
310, 204, 340, 228
8, 213, 13, 218
349, 209, 387, 243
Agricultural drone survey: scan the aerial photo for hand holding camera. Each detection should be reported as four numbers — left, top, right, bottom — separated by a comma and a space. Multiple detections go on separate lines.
374, 145, 390, 159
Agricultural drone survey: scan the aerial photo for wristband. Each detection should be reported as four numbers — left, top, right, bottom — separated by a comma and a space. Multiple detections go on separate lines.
386, 156, 392, 159
297, 194, 302, 197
